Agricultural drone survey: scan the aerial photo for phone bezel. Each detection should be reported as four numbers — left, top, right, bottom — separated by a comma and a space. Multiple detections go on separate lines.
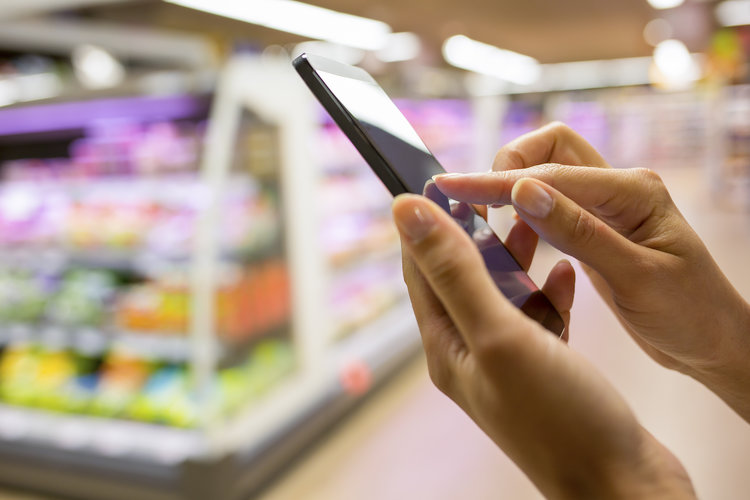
294, 53, 420, 196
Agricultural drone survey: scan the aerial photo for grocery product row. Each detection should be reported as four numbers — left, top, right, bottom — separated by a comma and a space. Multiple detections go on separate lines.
0, 260, 290, 345
0, 338, 293, 428
0, 176, 280, 258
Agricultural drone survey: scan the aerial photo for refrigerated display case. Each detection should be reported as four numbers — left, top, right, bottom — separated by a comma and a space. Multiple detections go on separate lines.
0, 56, 421, 500
712, 84, 750, 209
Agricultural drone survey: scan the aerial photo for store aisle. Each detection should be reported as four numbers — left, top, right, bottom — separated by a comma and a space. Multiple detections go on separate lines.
258, 165, 750, 500
0, 165, 747, 500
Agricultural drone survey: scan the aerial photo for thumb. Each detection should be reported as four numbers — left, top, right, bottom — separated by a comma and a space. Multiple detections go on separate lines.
511, 178, 642, 288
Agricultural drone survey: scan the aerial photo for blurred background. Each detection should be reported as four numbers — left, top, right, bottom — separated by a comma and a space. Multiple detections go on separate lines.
0, 0, 748, 499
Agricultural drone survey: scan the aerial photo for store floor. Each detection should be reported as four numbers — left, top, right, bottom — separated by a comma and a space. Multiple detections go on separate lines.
1, 165, 749, 499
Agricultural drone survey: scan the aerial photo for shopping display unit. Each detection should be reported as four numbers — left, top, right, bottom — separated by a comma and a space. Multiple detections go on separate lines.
0, 56, 420, 500
1, 47, 746, 500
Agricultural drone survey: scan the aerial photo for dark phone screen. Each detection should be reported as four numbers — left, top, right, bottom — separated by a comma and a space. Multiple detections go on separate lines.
308, 61, 563, 335
314, 68, 444, 192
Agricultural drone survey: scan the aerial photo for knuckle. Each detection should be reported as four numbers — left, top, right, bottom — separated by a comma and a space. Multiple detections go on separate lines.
532, 162, 564, 176
570, 208, 599, 247
422, 246, 470, 290
493, 147, 525, 171
546, 120, 574, 140
546, 120, 570, 133
632, 167, 671, 201
633, 167, 662, 185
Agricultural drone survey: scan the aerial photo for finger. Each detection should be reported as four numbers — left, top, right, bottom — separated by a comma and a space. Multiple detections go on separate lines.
504, 217, 538, 272
434, 166, 664, 232
392, 194, 531, 351
541, 260, 576, 343
493, 121, 609, 172
509, 178, 647, 289
400, 242, 464, 390
436, 166, 639, 210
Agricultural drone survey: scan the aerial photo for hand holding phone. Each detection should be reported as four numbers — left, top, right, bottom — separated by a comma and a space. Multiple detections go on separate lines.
293, 53, 564, 336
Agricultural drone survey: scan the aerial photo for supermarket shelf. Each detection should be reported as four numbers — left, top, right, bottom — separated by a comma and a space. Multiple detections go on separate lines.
0, 248, 184, 274
0, 323, 288, 364
0, 323, 195, 361
327, 242, 400, 274
0, 404, 205, 463
0, 244, 283, 271
0, 300, 420, 500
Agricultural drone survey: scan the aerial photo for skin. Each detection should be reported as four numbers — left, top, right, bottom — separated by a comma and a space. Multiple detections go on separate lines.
435, 121, 750, 422
391, 122, 750, 498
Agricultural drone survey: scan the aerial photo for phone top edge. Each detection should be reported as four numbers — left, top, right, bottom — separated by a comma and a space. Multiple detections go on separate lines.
293, 53, 378, 85
293, 53, 410, 197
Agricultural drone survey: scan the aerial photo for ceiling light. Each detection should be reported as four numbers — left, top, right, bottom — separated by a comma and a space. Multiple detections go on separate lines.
164, 0, 391, 51
72, 44, 125, 89
647, 0, 684, 9
652, 39, 700, 88
716, 0, 750, 26
541, 57, 654, 91
376, 32, 421, 62
442, 35, 540, 86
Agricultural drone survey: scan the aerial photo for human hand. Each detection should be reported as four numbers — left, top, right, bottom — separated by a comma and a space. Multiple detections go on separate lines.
434, 122, 750, 422
392, 193, 694, 499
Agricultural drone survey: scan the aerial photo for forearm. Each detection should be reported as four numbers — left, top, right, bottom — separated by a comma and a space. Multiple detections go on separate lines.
543, 428, 695, 500
690, 294, 750, 424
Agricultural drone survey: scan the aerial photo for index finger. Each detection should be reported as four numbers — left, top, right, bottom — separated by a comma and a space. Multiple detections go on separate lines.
494, 121, 610, 172
434, 165, 664, 233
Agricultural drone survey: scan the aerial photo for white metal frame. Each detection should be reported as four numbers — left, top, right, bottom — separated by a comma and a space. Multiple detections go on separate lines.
190, 55, 334, 455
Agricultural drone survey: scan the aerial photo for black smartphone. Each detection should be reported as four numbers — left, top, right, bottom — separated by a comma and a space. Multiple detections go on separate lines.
293, 53, 564, 336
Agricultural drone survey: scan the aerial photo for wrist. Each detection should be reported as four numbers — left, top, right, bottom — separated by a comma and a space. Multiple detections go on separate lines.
690, 296, 750, 423
547, 428, 694, 500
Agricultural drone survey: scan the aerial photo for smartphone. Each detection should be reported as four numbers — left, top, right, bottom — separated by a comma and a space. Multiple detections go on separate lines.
293, 53, 564, 336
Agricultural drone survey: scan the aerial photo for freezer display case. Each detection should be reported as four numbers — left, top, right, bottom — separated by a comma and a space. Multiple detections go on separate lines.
713, 84, 750, 209
0, 57, 421, 500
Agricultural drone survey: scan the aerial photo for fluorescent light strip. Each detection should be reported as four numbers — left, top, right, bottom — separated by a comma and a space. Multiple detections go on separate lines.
538, 57, 655, 91
0, 73, 63, 108
443, 35, 540, 85
164, 0, 391, 50
716, 0, 750, 26
647, 0, 684, 10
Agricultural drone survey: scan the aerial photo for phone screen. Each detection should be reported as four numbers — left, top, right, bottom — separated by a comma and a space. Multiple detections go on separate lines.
311, 68, 444, 193
294, 54, 564, 336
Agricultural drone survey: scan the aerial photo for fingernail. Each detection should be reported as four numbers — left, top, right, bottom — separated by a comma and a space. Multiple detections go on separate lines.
394, 200, 436, 242
432, 173, 461, 181
512, 179, 553, 219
